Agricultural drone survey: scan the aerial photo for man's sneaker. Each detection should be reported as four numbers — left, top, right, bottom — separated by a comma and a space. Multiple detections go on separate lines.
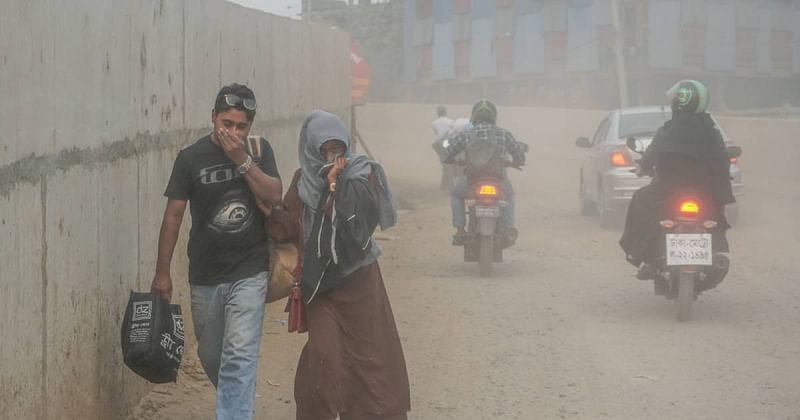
636, 262, 658, 280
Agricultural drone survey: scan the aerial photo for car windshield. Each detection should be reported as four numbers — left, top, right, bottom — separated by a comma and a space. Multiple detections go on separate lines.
619, 111, 671, 138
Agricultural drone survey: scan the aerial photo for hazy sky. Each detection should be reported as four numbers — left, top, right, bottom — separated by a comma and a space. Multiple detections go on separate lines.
226, 0, 389, 18
226, 0, 303, 18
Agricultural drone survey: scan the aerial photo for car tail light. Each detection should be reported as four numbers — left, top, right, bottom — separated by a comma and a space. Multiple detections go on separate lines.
679, 200, 700, 215
610, 150, 631, 167
478, 185, 498, 197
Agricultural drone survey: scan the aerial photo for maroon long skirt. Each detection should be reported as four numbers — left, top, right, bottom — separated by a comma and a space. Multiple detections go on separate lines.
294, 262, 411, 420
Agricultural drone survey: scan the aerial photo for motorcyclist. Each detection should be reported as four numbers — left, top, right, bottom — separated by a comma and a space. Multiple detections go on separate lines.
620, 80, 735, 279
452, 117, 472, 134
434, 116, 472, 191
431, 106, 457, 190
432, 105, 454, 141
442, 99, 526, 246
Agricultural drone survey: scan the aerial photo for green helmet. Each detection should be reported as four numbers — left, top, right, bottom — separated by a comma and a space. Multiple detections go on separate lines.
470, 99, 497, 124
666, 80, 709, 114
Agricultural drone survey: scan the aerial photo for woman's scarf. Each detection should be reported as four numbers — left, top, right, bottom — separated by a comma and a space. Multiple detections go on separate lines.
297, 110, 397, 243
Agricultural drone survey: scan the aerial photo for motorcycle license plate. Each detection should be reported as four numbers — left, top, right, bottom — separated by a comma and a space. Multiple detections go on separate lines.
475, 206, 500, 218
665, 233, 712, 266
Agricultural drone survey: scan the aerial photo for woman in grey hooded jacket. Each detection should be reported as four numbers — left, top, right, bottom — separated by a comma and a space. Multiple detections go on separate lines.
273, 110, 411, 420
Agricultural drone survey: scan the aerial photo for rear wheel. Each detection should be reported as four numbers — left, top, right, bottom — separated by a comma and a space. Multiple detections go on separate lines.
478, 234, 494, 278
675, 271, 696, 322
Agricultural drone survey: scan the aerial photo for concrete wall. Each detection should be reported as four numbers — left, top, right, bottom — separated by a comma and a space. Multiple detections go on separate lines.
0, 1, 351, 419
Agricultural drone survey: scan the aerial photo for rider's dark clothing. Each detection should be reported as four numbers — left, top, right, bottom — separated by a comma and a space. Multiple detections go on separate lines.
620, 112, 734, 267
640, 112, 734, 205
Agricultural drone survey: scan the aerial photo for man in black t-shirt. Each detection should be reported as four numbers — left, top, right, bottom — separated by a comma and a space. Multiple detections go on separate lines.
151, 83, 281, 420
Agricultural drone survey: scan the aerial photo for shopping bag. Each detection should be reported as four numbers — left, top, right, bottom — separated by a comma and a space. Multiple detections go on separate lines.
120, 291, 184, 383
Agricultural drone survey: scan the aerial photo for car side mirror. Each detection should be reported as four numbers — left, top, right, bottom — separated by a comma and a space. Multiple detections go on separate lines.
626, 137, 645, 154
575, 137, 591, 148
727, 146, 742, 159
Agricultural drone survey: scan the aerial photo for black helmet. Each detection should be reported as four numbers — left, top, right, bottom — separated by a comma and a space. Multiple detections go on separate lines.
470, 99, 497, 124
666, 80, 709, 115
436, 105, 447, 117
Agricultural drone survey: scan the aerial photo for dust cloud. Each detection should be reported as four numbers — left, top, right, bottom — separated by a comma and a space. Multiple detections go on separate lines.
136, 1, 800, 418
134, 99, 800, 418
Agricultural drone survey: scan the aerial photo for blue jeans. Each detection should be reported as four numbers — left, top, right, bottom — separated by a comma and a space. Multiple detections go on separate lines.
451, 176, 515, 228
190, 271, 267, 420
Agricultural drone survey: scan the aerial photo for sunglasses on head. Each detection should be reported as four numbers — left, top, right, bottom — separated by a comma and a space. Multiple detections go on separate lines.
222, 94, 257, 111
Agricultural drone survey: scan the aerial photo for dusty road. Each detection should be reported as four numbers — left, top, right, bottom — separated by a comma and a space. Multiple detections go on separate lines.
131, 104, 800, 420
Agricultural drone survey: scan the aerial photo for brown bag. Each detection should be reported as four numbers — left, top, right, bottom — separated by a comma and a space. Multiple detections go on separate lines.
246, 135, 299, 303
257, 202, 299, 303
264, 207, 307, 332
266, 239, 299, 303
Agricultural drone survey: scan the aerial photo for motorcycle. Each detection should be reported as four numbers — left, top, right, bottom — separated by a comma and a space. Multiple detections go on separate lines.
460, 174, 515, 277
440, 135, 527, 277
627, 138, 741, 321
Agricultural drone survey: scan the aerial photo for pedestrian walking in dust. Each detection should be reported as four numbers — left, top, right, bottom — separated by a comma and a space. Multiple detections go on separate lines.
150, 83, 282, 420
272, 110, 411, 419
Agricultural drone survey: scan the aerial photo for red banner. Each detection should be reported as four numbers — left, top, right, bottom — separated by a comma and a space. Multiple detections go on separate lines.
351, 42, 370, 105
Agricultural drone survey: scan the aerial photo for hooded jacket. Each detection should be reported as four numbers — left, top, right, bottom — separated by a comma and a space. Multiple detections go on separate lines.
296, 110, 397, 303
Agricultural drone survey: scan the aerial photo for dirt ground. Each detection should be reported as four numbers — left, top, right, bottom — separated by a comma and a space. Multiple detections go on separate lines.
129, 104, 800, 420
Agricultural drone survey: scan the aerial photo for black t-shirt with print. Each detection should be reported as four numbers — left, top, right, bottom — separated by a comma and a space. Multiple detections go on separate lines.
164, 135, 280, 286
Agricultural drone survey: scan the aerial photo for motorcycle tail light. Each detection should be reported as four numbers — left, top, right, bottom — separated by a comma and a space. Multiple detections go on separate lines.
679, 200, 700, 215
730, 157, 738, 164
478, 185, 498, 196
703, 220, 718, 229
610, 151, 630, 167
660, 220, 676, 229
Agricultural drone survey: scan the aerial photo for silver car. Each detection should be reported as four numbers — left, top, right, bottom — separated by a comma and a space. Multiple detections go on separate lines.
575, 106, 743, 227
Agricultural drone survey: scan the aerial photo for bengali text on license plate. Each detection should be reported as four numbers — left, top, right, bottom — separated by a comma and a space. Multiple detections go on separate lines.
666, 233, 713, 266
475, 206, 500, 218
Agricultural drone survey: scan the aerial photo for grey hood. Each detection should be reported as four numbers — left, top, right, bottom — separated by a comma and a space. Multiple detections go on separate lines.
297, 109, 397, 243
